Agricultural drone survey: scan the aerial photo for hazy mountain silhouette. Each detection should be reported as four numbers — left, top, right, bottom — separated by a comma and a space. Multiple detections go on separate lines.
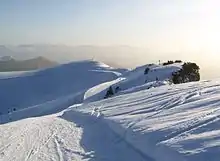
0, 56, 58, 72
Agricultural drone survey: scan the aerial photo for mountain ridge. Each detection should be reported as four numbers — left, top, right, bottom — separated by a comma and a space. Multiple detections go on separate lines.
0, 56, 58, 72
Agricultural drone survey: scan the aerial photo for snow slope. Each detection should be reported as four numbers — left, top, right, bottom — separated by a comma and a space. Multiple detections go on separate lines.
0, 107, 150, 161
117, 63, 181, 88
0, 60, 120, 115
83, 77, 124, 103
84, 63, 182, 102
0, 60, 150, 161
0, 114, 85, 161
0, 71, 33, 79
1, 60, 219, 161
75, 79, 220, 161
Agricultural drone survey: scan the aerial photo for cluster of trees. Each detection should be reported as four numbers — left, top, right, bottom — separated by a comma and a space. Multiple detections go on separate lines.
172, 62, 200, 84
175, 60, 183, 63
163, 60, 182, 66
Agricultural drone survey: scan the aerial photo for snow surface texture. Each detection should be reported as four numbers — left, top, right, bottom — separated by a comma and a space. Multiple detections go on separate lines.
0, 60, 119, 115
0, 60, 219, 161
77, 80, 220, 161
84, 63, 181, 102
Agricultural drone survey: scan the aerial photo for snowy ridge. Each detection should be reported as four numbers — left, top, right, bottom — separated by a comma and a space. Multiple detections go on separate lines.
0, 60, 120, 115
0, 71, 34, 79
84, 63, 182, 102
0, 60, 219, 161
76, 79, 220, 161
0, 92, 82, 124
84, 78, 125, 103
116, 63, 181, 90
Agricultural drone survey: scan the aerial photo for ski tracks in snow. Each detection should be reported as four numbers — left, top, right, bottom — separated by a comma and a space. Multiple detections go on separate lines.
0, 115, 86, 161
54, 136, 64, 161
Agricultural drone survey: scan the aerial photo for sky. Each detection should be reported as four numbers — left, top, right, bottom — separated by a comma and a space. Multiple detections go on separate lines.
1, 0, 220, 79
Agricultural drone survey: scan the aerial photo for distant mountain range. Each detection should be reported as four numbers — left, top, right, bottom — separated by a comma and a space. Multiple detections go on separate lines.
0, 56, 58, 72
0, 44, 212, 79
0, 44, 152, 67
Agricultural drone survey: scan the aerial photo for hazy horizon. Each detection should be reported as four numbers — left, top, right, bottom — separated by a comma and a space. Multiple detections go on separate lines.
1, 0, 220, 79
0, 44, 217, 80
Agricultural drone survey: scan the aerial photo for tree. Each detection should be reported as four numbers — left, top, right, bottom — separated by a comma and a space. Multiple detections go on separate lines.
104, 86, 114, 99
182, 62, 200, 82
175, 60, 182, 63
172, 62, 200, 84
163, 60, 174, 66
144, 67, 150, 75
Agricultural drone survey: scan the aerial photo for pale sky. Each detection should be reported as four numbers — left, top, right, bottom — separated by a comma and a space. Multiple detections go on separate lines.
1, 0, 219, 48
1, 0, 220, 79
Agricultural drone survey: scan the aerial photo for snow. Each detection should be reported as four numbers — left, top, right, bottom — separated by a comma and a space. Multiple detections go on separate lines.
0, 60, 120, 114
83, 63, 181, 103
0, 71, 34, 79
76, 79, 220, 161
0, 114, 86, 161
0, 60, 219, 161
0, 92, 82, 124
118, 63, 181, 90
83, 78, 124, 103
0, 104, 150, 161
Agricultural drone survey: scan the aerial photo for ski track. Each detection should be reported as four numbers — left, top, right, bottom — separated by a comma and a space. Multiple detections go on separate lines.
0, 112, 151, 161
0, 116, 85, 161
54, 136, 64, 161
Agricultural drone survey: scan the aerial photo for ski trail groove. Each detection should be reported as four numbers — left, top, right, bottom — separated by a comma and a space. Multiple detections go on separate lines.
54, 136, 64, 161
